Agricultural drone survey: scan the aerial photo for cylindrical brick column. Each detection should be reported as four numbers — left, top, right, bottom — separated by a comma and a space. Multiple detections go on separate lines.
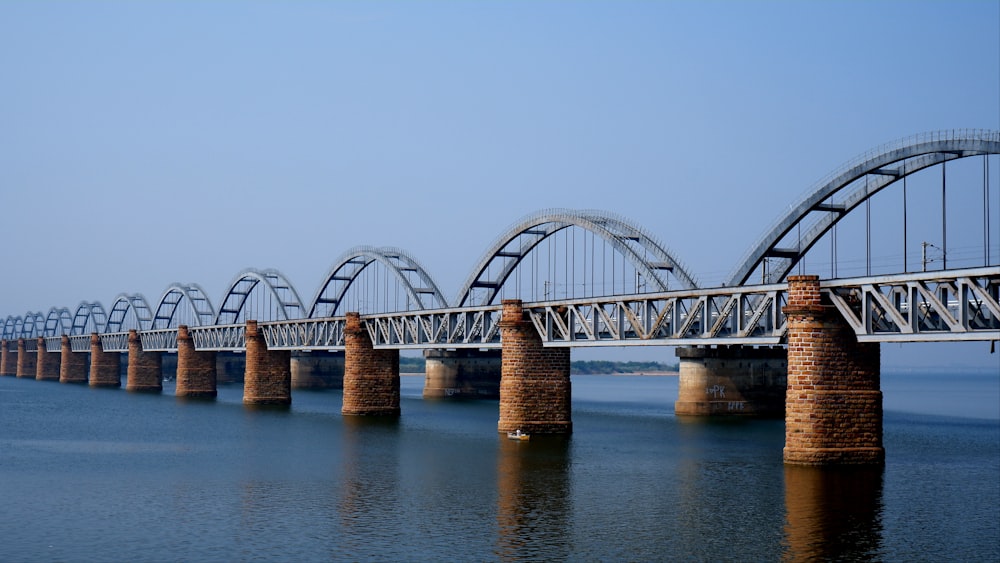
60, 335, 88, 384
342, 312, 400, 416
498, 299, 572, 435
126, 329, 162, 392
175, 325, 217, 398
89, 333, 121, 388
783, 275, 883, 465
244, 320, 291, 406
16, 339, 37, 378
0, 340, 14, 376
36, 338, 61, 381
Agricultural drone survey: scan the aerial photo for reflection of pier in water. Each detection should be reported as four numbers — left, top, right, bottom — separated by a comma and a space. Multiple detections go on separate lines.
783, 465, 884, 561
496, 437, 570, 560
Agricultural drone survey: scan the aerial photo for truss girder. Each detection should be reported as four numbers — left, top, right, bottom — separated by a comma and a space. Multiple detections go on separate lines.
68, 334, 90, 352
215, 269, 306, 325
99, 332, 129, 352
260, 319, 346, 350
363, 306, 505, 349
152, 283, 217, 328
72, 302, 107, 335
139, 329, 179, 352
23, 339, 37, 352
44, 336, 62, 352
728, 130, 1000, 285
455, 209, 698, 307
106, 293, 154, 333
309, 246, 448, 317
191, 324, 246, 351
45, 307, 73, 337
824, 267, 1000, 342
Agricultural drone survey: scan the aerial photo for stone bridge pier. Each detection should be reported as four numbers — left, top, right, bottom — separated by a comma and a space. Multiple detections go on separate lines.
126, 329, 162, 392
36, 337, 61, 381
60, 335, 88, 384
175, 325, 217, 398
498, 299, 572, 435
783, 275, 883, 466
89, 333, 121, 387
243, 320, 291, 406
0, 340, 15, 376
16, 339, 36, 378
342, 312, 400, 416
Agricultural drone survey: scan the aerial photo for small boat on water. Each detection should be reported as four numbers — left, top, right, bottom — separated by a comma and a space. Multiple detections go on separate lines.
507, 429, 530, 441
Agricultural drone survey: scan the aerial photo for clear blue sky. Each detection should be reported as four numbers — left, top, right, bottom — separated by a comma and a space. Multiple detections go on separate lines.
1, 1, 998, 368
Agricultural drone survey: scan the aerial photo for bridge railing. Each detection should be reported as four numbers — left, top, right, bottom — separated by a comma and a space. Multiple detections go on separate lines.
823, 266, 1000, 342
364, 305, 505, 349
44, 336, 61, 352
68, 335, 90, 352
260, 318, 346, 350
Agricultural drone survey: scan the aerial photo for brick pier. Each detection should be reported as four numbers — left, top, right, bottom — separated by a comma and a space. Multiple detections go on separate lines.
244, 320, 291, 406
0, 340, 14, 376
175, 325, 217, 398
497, 299, 572, 435
342, 312, 400, 416
35, 337, 61, 381
126, 329, 162, 392
89, 333, 121, 387
783, 275, 883, 465
16, 339, 37, 378
60, 335, 88, 384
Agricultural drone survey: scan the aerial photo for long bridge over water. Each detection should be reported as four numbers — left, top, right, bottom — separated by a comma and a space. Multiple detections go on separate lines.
3, 130, 999, 466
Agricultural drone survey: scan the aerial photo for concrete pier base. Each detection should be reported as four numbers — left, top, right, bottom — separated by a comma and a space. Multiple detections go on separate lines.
60, 336, 88, 384
291, 350, 344, 389
36, 338, 61, 381
342, 312, 400, 416
16, 339, 36, 378
498, 300, 572, 435
243, 320, 291, 406
783, 275, 883, 466
89, 333, 121, 388
674, 345, 786, 417
126, 329, 162, 392
423, 349, 501, 399
175, 325, 217, 398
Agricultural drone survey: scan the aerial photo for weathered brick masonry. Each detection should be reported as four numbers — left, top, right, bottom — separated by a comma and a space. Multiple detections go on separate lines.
342, 312, 400, 416
36, 337, 61, 381
89, 333, 121, 387
175, 325, 217, 398
126, 329, 162, 392
244, 320, 291, 405
783, 275, 883, 465
60, 335, 88, 384
16, 339, 36, 378
0, 340, 14, 376
498, 300, 572, 435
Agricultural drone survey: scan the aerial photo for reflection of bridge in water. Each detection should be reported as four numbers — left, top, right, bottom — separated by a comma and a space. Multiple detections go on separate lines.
3, 130, 999, 465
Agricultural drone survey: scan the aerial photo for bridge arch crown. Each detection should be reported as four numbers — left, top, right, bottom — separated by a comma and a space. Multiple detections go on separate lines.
106, 293, 154, 333
152, 283, 217, 328
45, 307, 73, 337
727, 129, 1000, 286
455, 208, 698, 307
72, 302, 107, 335
309, 245, 448, 317
215, 268, 306, 325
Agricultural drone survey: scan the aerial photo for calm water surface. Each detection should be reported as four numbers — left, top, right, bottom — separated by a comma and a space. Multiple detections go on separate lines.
1, 371, 997, 562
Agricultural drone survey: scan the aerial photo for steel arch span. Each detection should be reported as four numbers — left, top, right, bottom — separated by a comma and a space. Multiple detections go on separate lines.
4, 316, 23, 340
106, 294, 155, 333
455, 208, 699, 307
14, 311, 46, 339
45, 307, 73, 337
216, 268, 306, 325
728, 129, 1000, 286
152, 283, 217, 328
309, 246, 448, 317
72, 302, 107, 335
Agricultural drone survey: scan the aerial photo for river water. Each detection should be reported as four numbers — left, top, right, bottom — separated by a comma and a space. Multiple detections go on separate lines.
0, 371, 997, 562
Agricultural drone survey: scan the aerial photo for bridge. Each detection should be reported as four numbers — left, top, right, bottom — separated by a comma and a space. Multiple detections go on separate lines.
3, 129, 998, 466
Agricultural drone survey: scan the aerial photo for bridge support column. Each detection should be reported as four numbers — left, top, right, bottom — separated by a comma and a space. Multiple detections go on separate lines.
89, 333, 121, 387
423, 349, 501, 399
126, 329, 162, 393
176, 325, 217, 398
674, 346, 786, 417
291, 350, 344, 389
783, 275, 883, 466
16, 339, 37, 378
0, 340, 15, 376
36, 338, 61, 381
342, 312, 400, 416
243, 320, 291, 406
498, 299, 572, 435
60, 336, 88, 384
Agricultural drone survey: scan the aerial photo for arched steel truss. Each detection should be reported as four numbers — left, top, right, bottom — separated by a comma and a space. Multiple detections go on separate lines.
7, 311, 45, 339
3, 316, 23, 340
45, 307, 73, 337
309, 246, 448, 317
152, 283, 217, 328
216, 268, 305, 325
72, 302, 107, 335
728, 129, 1000, 286
105, 293, 154, 332
455, 209, 698, 307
